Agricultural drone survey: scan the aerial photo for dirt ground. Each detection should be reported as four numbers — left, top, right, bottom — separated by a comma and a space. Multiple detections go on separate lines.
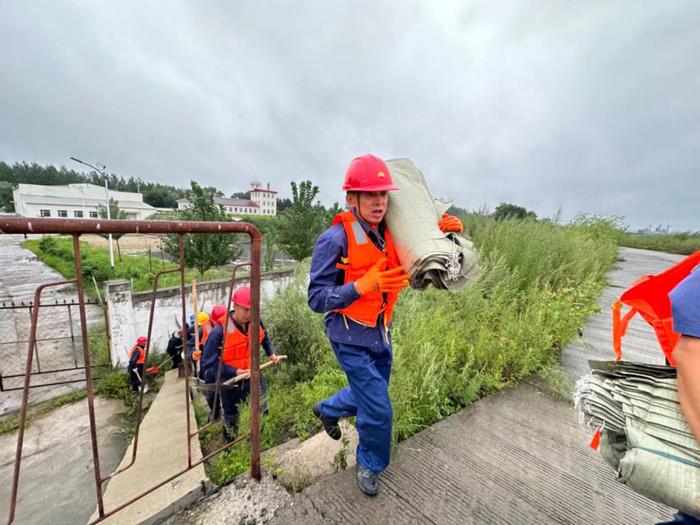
79, 233, 166, 254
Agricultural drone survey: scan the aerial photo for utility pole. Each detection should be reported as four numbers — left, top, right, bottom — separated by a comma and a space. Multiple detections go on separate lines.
70, 156, 116, 275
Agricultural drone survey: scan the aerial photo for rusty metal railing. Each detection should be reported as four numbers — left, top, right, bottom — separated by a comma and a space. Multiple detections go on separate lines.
0, 217, 263, 524
0, 298, 110, 391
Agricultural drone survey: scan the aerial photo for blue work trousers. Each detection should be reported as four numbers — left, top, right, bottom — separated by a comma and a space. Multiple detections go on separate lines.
221, 377, 268, 431
319, 341, 393, 473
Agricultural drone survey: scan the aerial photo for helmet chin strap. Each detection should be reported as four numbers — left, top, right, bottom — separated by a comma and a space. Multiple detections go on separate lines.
350, 193, 370, 224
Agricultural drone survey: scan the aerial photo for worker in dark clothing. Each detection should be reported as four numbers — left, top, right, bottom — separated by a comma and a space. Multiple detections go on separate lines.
165, 329, 184, 370
128, 336, 148, 393
199, 305, 227, 421
201, 286, 280, 441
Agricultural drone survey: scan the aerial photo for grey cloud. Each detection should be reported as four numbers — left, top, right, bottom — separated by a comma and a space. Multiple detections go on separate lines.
0, 0, 698, 230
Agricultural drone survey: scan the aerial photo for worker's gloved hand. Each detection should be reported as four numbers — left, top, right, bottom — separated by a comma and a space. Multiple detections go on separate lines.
438, 213, 463, 233
235, 369, 250, 381
192, 350, 201, 361
354, 256, 411, 296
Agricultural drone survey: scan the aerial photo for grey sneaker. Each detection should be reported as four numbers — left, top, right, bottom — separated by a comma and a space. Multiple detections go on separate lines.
313, 404, 342, 440
356, 465, 379, 496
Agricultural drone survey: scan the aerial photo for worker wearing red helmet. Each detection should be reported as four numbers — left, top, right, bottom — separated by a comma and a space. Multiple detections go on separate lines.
128, 336, 149, 393
308, 154, 463, 496
201, 287, 280, 440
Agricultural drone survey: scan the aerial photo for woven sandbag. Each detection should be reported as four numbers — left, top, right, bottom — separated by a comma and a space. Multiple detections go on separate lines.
576, 360, 700, 515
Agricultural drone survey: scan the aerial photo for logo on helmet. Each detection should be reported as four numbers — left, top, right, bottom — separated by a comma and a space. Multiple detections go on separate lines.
377, 171, 386, 178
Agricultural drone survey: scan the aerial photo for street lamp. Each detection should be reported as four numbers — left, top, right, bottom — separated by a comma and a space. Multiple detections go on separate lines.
70, 156, 115, 275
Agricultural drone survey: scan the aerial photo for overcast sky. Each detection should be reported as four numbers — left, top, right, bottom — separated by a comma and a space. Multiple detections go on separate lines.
1, 1, 698, 230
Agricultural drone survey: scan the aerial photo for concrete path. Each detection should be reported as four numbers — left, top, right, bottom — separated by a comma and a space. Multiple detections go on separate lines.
272, 247, 684, 524
91, 370, 209, 524
0, 396, 126, 524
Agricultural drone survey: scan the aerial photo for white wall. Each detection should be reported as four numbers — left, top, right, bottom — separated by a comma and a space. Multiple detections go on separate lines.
104, 269, 295, 366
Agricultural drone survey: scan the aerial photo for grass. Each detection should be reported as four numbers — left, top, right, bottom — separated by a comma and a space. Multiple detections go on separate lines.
202, 213, 620, 485
23, 236, 232, 296
619, 231, 700, 255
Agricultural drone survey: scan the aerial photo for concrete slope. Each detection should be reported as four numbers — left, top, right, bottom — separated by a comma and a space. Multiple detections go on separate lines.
0, 397, 125, 525
273, 247, 684, 524
90, 370, 209, 524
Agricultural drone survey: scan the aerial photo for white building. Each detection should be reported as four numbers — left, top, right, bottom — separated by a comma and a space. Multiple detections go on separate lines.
12, 183, 157, 220
177, 183, 278, 217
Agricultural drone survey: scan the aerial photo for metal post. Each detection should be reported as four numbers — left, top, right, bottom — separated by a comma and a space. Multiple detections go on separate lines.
249, 230, 262, 481
179, 235, 193, 467
67, 304, 79, 368
8, 279, 75, 524
28, 306, 41, 373
72, 235, 105, 518
104, 178, 115, 275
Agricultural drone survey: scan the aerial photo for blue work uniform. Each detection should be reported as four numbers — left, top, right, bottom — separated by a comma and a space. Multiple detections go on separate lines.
308, 211, 394, 473
201, 315, 272, 428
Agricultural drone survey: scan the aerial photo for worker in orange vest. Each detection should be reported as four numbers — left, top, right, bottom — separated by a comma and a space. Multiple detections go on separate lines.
128, 336, 148, 393
202, 288, 280, 440
308, 154, 463, 496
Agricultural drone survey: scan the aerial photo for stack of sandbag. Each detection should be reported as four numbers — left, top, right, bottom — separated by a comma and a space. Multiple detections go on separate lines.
575, 360, 700, 515
384, 158, 481, 291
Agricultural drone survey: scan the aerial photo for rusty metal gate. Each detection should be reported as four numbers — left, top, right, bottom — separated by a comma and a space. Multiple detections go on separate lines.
0, 217, 263, 525
0, 298, 110, 392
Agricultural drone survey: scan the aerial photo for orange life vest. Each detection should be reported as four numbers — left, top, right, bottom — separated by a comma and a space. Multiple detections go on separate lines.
612, 250, 700, 366
200, 320, 214, 348
129, 344, 145, 365
221, 317, 265, 370
332, 210, 402, 328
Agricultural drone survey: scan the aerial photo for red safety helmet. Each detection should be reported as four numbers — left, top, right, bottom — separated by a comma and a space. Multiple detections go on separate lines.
136, 336, 148, 345
232, 286, 251, 309
342, 154, 399, 192
210, 305, 227, 323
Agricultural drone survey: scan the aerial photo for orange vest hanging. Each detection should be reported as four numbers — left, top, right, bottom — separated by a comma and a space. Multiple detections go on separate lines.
222, 317, 265, 370
612, 250, 700, 366
332, 210, 402, 328
129, 345, 145, 365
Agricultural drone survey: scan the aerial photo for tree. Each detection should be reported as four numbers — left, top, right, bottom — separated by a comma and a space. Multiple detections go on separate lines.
276, 197, 292, 213
230, 191, 251, 200
493, 202, 537, 221
0, 181, 15, 212
162, 181, 241, 275
97, 198, 128, 261
275, 181, 331, 261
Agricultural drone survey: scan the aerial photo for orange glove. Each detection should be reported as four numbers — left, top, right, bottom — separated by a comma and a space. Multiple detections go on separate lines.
192, 350, 201, 361
354, 257, 411, 295
438, 213, 463, 233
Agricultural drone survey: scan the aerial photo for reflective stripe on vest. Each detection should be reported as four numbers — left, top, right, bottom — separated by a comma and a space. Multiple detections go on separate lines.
221, 318, 266, 370
331, 210, 401, 328
612, 250, 700, 366
130, 345, 145, 365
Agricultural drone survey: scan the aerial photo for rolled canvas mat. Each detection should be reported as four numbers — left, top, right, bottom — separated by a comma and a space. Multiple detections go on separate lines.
384, 158, 481, 291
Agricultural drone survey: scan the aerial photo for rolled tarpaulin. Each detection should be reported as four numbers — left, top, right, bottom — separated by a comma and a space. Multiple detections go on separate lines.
384, 158, 481, 291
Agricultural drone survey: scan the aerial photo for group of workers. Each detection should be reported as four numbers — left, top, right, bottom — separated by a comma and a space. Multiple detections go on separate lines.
126, 152, 698, 511
127, 284, 281, 442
